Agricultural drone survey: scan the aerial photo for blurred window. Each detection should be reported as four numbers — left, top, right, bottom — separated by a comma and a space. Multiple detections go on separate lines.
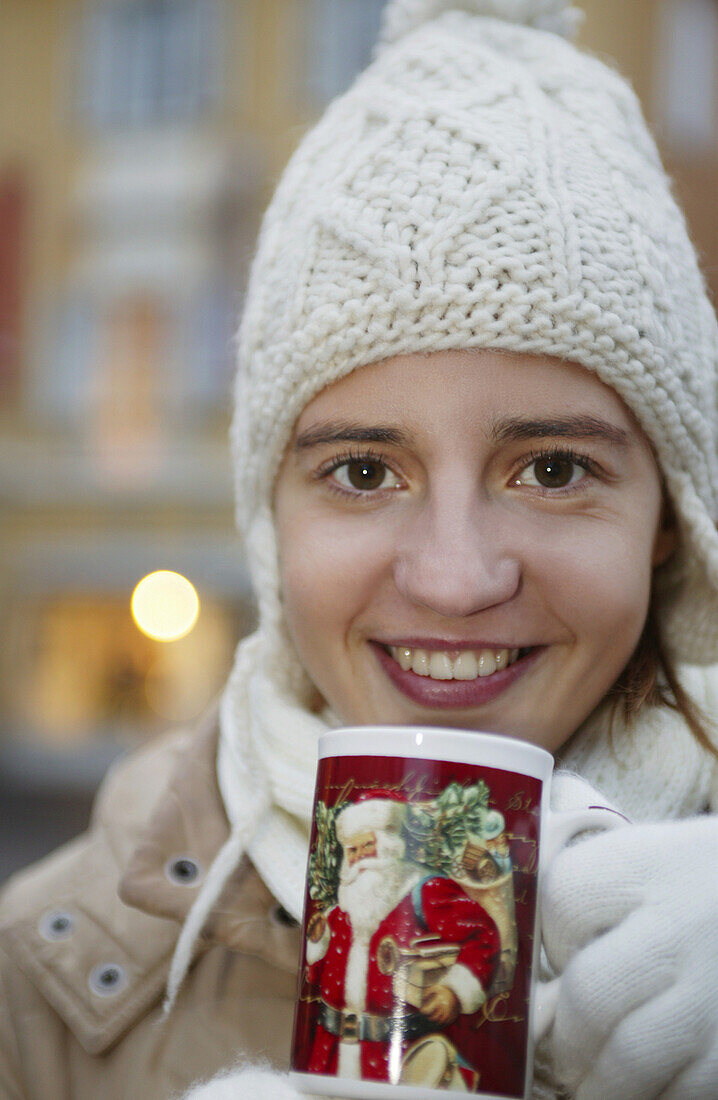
78, 0, 223, 129
2, 585, 252, 746
39, 283, 233, 431
302, 0, 387, 108
655, 0, 718, 153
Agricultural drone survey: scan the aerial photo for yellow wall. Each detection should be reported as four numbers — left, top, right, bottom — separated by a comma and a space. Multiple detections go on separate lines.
580, 0, 718, 305
0, 0, 73, 421
580, 0, 655, 110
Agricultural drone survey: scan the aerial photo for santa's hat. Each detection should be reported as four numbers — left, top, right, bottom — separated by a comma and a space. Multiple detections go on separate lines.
335, 791, 406, 846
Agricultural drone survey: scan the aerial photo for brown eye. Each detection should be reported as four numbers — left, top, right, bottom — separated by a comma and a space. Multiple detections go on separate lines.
348, 460, 385, 489
332, 458, 400, 493
517, 455, 587, 489
534, 456, 575, 488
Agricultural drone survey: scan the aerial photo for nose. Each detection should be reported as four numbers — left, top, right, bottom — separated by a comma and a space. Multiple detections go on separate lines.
393, 493, 521, 619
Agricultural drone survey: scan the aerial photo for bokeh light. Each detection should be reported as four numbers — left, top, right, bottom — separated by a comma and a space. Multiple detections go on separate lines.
131, 570, 200, 642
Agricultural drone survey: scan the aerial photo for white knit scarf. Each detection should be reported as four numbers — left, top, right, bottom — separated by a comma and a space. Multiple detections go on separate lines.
164, 634, 718, 1009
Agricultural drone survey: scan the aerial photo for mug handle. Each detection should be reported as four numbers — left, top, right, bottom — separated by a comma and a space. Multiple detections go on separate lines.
532, 805, 629, 1043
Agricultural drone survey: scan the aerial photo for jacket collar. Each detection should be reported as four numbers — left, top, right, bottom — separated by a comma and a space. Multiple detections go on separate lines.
118, 708, 230, 927
0, 708, 300, 1056
118, 707, 301, 967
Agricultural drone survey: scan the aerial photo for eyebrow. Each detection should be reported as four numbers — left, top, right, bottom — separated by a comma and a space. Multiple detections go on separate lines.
294, 420, 411, 450
489, 415, 632, 448
294, 413, 633, 452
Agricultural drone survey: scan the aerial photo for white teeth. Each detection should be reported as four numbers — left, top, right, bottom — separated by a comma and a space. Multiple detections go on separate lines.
453, 651, 479, 680
397, 647, 413, 671
411, 649, 430, 676
389, 645, 525, 681
429, 652, 453, 680
477, 650, 497, 677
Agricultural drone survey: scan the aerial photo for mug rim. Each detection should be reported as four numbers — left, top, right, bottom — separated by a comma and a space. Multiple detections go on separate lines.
318, 725, 553, 781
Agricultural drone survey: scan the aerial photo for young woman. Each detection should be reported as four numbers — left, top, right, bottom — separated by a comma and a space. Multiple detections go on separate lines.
2, 2, 717, 1099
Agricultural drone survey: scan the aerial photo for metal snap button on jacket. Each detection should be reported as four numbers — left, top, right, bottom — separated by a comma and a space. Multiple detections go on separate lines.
88, 963, 128, 997
164, 856, 201, 885
38, 910, 75, 942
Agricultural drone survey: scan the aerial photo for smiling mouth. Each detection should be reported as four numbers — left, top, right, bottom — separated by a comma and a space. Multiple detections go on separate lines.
372, 641, 540, 709
385, 644, 530, 681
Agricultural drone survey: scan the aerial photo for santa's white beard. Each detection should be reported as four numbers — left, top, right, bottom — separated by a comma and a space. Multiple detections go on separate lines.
338, 834, 418, 940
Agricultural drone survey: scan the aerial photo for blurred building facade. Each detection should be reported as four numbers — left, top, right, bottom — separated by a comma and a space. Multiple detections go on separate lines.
0, 0, 716, 878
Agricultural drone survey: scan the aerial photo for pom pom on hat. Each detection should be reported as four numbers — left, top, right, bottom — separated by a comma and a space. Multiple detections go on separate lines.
378, 0, 584, 47
335, 791, 406, 845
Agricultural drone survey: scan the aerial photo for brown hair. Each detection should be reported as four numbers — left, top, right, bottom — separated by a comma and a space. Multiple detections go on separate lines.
611, 600, 718, 759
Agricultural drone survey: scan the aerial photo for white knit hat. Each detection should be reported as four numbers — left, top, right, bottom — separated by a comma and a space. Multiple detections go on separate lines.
233, 0, 718, 666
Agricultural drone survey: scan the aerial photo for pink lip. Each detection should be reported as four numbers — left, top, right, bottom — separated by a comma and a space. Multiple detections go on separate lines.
375, 637, 525, 652
372, 642, 544, 709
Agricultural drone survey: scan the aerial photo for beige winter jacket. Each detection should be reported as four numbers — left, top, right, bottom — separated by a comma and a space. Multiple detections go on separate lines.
0, 708, 300, 1099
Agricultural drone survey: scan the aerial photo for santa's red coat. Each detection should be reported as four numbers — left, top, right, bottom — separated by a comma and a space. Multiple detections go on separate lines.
305, 875, 499, 1082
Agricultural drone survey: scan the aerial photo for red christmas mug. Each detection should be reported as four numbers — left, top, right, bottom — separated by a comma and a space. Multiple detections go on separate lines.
290, 726, 624, 1099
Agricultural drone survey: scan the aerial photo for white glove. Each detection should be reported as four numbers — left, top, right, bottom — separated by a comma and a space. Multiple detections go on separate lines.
549, 771, 623, 817
541, 814, 718, 1099
182, 1067, 317, 1100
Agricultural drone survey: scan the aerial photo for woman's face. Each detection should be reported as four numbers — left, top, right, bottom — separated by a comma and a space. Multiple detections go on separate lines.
274, 350, 675, 753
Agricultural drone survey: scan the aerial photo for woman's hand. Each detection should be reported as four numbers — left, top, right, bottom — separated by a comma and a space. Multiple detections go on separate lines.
541, 815, 718, 1099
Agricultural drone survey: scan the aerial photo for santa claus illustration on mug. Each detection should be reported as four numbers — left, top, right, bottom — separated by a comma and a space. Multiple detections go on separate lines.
302, 790, 508, 1090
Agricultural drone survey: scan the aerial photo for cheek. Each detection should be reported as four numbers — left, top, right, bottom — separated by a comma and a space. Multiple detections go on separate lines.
276, 509, 390, 659
539, 517, 656, 645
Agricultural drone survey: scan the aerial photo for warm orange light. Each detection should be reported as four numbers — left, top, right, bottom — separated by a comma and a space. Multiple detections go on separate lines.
131, 570, 200, 642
